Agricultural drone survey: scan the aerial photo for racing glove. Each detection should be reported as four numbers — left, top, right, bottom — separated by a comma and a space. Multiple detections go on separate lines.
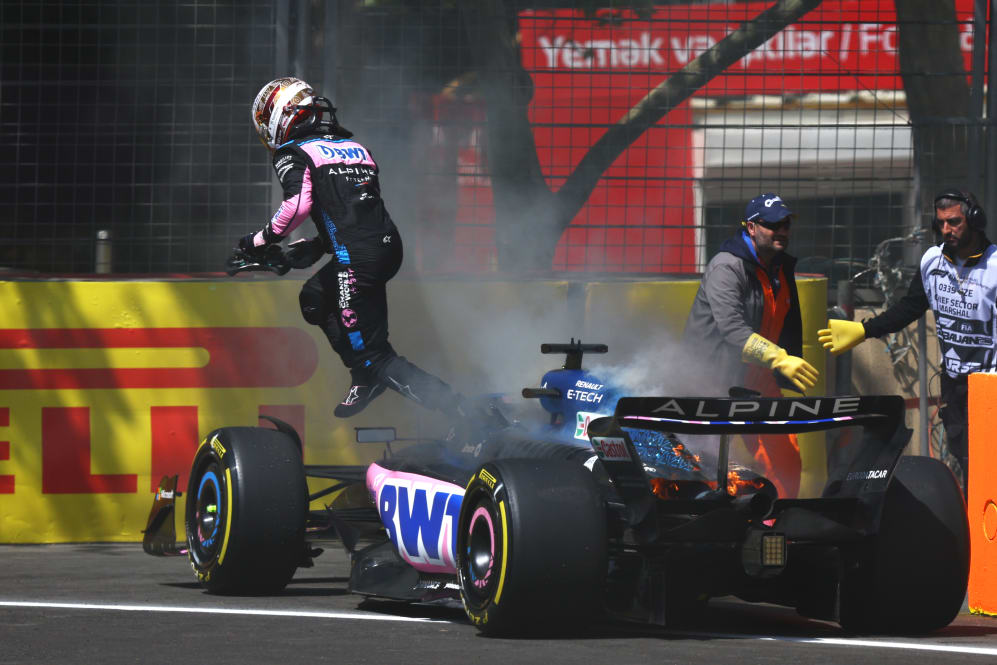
285, 237, 326, 269
741, 332, 819, 394
237, 233, 264, 256
817, 319, 866, 355
226, 242, 290, 276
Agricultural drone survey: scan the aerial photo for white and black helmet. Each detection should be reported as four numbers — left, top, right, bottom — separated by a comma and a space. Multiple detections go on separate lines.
251, 77, 350, 150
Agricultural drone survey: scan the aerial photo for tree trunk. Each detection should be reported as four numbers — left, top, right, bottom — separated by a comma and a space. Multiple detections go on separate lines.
894, 0, 971, 219
460, 0, 558, 273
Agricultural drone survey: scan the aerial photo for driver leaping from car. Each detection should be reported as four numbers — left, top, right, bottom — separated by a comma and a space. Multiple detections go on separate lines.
231, 76, 468, 420
682, 193, 819, 499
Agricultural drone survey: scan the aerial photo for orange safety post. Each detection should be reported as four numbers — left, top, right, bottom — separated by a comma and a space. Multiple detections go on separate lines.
968, 372, 997, 615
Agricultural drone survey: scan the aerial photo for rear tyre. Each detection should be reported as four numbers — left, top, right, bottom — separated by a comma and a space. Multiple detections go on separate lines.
185, 427, 307, 594
839, 455, 969, 633
457, 459, 607, 636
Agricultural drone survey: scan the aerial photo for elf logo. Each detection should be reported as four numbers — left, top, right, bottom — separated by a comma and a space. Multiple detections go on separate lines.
575, 410, 604, 440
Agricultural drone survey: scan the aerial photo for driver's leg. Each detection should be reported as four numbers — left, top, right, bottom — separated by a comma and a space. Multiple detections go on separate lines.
299, 259, 391, 417
300, 246, 466, 419
372, 354, 467, 419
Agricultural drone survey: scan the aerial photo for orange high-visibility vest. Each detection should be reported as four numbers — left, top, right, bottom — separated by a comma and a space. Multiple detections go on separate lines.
745, 265, 790, 392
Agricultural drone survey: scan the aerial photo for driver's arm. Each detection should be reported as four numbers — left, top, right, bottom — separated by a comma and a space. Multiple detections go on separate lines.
242, 149, 313, 250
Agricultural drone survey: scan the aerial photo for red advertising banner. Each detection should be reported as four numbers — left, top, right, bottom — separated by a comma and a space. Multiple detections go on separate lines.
520, 0, 979, 97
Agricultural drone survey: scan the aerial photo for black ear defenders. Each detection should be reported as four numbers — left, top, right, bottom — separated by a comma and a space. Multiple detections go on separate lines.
933, 190, 987, 232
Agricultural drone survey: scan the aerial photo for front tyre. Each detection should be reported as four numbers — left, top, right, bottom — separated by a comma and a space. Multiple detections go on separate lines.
185, 427, 307, 594
457, 459, 607, 636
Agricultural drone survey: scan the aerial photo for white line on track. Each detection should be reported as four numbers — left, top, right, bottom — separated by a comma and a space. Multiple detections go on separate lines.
3, 601, 995, 656
788, 636, 997, 657
666, 629, 997, 657
0, 600, 441, 623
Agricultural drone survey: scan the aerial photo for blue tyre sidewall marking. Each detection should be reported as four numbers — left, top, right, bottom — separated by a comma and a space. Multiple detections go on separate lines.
195, 470, 220, 559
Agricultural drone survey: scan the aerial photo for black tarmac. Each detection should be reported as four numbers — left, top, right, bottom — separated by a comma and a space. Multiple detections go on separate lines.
1, 543, 996, 664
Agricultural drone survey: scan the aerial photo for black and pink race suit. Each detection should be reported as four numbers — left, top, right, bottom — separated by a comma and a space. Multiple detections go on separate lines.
247, 131, 457, 411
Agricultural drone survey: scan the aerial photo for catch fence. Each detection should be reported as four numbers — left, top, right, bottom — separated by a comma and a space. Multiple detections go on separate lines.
2, 0, 994, 289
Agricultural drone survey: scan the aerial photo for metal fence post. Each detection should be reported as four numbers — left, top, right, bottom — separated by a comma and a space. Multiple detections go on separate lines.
833, 280, 854, 396
95, 229, 112, 274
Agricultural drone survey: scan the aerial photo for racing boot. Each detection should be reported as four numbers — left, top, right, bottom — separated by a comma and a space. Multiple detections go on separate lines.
334, 369, 387, 418
375, 356, 478, 418
375, 356, 508, 435
374, 356, 454, 410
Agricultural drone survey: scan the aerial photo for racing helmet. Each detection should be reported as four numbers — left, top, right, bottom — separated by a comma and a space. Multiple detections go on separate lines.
252, 77, 321, 150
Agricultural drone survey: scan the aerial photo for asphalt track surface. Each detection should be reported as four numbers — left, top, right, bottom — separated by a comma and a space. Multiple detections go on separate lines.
2, 543, 997, 665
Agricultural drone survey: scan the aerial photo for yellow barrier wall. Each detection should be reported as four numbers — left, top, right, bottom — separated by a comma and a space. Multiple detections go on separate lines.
0, 275, 826, 542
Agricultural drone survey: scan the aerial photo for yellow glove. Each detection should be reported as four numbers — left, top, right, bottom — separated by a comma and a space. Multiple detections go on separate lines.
817, 319, 866, 355
741, 333, 819, 393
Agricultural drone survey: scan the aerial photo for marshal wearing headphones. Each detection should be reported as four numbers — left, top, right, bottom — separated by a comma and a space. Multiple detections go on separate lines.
933, 189, 988, 233
820, 187, 996, 497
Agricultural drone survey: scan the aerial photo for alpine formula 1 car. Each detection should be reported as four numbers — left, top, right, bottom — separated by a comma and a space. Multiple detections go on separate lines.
143, 340, 969, 636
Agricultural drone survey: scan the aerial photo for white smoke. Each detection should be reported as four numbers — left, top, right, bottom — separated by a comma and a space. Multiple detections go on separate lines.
588, 333, 724, 400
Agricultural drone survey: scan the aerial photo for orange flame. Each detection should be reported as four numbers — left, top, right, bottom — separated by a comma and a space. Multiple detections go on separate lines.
650, 477, 683, 499
726, 469, 765, 496
670, 442, 702, 469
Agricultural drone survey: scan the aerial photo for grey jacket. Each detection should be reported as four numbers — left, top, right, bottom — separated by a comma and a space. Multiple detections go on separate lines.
681, 232, 803, 393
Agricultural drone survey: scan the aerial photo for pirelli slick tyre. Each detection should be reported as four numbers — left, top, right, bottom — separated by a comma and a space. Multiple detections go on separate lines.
457, 459, 607, 636
839, 455, 969, 634
185, 427, 307, 594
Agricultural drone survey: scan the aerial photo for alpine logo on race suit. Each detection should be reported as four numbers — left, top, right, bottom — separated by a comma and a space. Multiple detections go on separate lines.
366, 464, 464, 573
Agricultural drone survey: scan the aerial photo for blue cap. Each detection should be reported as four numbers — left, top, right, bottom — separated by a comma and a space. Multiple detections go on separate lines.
745, 193, 793, 224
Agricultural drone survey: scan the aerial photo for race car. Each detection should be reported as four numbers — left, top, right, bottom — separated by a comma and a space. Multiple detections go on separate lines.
143, 340, 969, 636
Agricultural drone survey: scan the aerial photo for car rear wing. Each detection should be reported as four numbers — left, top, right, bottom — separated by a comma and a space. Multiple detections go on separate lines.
586, 395, 911, 537
610, 395, 904, 437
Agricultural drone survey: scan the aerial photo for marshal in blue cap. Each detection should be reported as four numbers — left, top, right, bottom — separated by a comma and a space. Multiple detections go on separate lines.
745, 193, 794, 225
